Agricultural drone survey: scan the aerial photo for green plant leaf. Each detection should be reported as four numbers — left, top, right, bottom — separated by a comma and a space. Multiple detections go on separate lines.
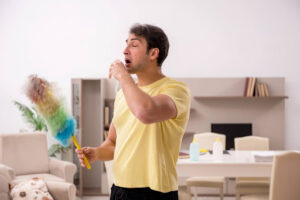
48, 143, 71, 157
13, 101, 48, 132
32, 107, 48, 131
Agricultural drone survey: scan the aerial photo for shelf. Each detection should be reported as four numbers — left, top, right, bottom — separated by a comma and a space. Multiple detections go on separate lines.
194, 96, 288, 100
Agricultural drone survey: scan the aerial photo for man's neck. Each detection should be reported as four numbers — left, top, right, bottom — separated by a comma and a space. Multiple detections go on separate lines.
136, 65, 165, 87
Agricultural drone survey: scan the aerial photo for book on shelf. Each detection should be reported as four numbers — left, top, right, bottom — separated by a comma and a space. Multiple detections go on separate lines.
263, 83, 269, 96
257, 83, 270, 97
244, 77, 270, 97
254, 84, 259, 97
244, 77, 250, 97
257, 83, 263, 97
244, 77, 256, 97
245, 77, 251, 97
247, 77, 252, 96
261, 84, 266, 96
256, 84, 259, 96
250, 77, 256, 97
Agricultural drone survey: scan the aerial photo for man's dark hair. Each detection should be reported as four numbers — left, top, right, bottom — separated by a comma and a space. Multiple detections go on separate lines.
130, 23, 169, 67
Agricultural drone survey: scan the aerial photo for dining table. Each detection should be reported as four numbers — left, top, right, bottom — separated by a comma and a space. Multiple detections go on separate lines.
176, 150, 286, 177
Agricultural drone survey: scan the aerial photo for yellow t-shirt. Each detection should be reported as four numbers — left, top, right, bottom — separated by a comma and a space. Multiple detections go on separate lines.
112, 77, 190, 193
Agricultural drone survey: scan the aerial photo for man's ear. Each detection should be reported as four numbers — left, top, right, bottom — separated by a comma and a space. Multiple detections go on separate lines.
149, 48, 159, 61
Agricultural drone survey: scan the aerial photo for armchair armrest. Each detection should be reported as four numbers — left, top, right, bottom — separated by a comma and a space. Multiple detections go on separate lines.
49, 158, 77, 183
47, 181, 76, 200
0, 164, 15, 192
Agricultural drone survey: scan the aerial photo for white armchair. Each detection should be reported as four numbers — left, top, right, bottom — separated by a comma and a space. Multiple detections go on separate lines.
0, 132, 77, 200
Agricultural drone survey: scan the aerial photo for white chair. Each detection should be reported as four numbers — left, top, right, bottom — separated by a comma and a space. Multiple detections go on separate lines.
0, 132, 77, 200
235, 136, 269, 151
241, 151, 300, 200
185, 132, 226, 200
235, 136, 270, 200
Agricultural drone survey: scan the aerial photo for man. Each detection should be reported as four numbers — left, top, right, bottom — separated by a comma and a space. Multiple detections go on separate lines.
76, 23, 190, 200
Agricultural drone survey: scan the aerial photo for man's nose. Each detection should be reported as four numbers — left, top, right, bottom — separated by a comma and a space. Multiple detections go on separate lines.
123, 46, 129, 55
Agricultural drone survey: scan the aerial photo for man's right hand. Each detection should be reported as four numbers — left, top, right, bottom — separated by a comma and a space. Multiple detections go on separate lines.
76, 147, 97, 168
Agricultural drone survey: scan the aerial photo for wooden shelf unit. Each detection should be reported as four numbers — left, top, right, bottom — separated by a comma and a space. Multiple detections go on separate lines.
71, 78, 117, 196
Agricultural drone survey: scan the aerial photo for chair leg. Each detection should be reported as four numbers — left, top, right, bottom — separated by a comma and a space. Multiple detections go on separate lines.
220, 186, 224, 200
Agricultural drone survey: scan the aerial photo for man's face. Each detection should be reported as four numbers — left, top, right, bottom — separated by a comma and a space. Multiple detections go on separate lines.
123, 34, 150, 74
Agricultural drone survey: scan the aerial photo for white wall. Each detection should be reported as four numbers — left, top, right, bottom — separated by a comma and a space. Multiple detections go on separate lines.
0, 0, 299, 149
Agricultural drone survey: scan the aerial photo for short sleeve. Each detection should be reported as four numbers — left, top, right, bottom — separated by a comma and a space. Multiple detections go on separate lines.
159, 82, 191, 119
112, 89, 122, 125
113, 90, 121, 117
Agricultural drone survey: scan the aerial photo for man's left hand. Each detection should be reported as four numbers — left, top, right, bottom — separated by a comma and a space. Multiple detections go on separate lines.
109, 60, 129, 81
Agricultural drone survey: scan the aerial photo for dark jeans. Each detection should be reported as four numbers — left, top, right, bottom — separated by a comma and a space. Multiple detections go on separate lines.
110, 184, 178, 200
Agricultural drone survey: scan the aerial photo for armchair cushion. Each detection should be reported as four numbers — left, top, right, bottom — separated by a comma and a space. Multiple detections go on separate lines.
10, 176, 76, 200
0, 133, 49, 175
10, 177, 54, 200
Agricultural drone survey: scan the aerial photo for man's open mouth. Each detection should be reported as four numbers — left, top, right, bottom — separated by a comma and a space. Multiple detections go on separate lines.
125, 58, 131, 65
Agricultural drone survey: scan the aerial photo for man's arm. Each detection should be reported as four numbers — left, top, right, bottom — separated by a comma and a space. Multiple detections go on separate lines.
95, 123, 116, 161
121, 76, 177, 124
109, 61, 177, 124
77, 123, 116, 167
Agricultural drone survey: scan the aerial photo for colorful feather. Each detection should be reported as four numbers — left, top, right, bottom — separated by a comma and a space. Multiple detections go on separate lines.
25, 75, 91, 169
25, 75, 73, 146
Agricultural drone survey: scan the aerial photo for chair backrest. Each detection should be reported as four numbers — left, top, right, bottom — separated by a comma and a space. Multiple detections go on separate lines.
193, 132, 226, 150
270, 152, 300, 200
0, 132, 49, 175
104, 160, 114, 194
235, 136, 269, 151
